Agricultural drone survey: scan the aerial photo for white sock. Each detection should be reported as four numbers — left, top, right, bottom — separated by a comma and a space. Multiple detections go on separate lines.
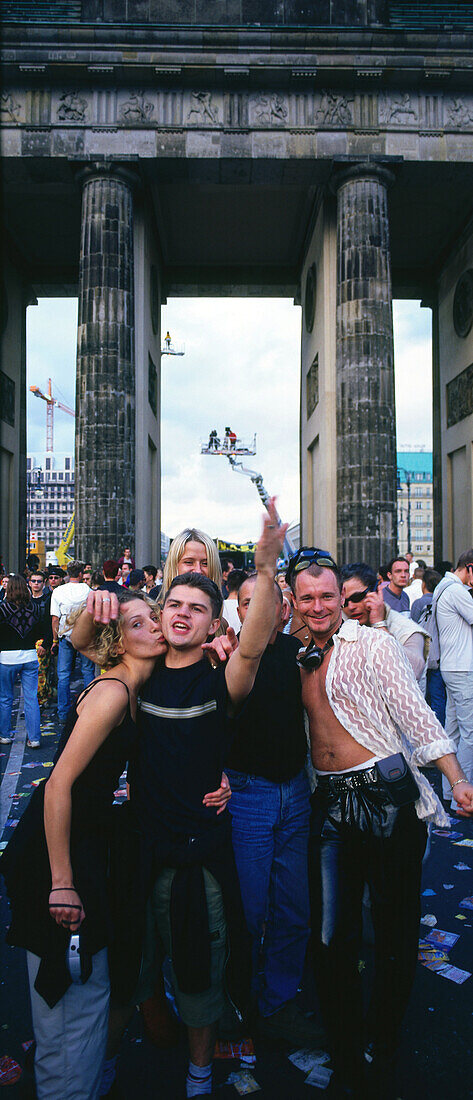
186, 1060, 213, 1097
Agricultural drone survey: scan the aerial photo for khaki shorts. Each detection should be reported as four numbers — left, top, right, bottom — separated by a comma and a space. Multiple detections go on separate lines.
136, 867, 227, 1029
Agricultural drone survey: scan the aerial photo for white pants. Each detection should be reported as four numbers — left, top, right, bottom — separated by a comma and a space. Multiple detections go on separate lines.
27, 948, 110, 1100
442, 671, 473, 809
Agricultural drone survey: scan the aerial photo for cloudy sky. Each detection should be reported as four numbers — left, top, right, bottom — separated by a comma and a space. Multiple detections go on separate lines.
26, 296, 432, 544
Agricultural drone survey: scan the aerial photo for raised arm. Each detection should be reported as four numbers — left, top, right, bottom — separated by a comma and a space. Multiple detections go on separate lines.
225, 498, 287, 713
44, 681, 128, 931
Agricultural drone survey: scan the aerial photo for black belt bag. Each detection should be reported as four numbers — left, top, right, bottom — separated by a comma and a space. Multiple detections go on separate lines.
375, 753, 420, 807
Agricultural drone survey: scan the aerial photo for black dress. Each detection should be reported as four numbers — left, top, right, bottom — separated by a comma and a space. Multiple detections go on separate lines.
1, 678, 138, 1007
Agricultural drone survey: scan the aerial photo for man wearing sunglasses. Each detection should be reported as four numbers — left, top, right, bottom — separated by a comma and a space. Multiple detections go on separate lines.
340, 563, 430, 687
286, 547, 473, 1099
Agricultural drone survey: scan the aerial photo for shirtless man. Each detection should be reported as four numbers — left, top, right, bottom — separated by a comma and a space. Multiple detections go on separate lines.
287, 547, 473, 1100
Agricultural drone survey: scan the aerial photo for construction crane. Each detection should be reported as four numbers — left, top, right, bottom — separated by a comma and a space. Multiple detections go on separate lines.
201, 431, 295, 561
29, 377, 75, 453
55, 512, 75, 567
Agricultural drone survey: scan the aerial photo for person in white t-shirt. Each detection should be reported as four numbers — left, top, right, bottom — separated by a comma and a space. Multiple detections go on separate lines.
434, 548, 473, 808
223, 568, 247, 633
50, 561, 95, 722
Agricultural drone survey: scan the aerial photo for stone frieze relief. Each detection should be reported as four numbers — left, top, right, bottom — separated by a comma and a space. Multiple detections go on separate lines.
3, 87, 473, 136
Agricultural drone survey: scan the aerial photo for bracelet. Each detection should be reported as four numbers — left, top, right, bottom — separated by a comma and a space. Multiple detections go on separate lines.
372, 620, 387, 629
450, 779, 466, 792
50, 886, 76, 892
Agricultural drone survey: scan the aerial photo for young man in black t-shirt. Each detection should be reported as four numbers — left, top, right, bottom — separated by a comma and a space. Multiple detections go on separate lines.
225, 573, 322, 1048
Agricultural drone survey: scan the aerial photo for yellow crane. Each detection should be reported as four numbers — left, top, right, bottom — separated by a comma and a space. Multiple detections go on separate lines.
29, 378, 76, 563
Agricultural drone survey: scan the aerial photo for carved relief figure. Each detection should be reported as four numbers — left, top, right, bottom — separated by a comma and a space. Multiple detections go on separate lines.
253, 93, 288, 125
0, 93, 21, 122
57, 91, 87, 122
315, 93, 352, 126
187, 91, 219, 125
448, 97, 473, 127
380, 93, 417, 124
120, 92, 154, 123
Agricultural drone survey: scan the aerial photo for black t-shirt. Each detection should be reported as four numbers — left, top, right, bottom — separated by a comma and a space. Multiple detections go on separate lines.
226, 632, 306, 783
129, 659, 230, 843
100, 580, 123, 594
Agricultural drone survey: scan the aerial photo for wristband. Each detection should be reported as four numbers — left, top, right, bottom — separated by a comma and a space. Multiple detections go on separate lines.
450, 778, 466, 792
372, 620, 387, 630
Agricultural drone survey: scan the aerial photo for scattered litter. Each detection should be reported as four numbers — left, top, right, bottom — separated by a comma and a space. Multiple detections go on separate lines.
289, 1050, 330, 1073
305, 1064, 333, 1089
453, 838, 473, 848
3, 820, 18, 828
422, 889, 436, 896
425, 929, 459, 949
459, 897, 473, 911
0, 843, 7, 852
215, 1040, 255, 1065
358, 959, 365, 973
418, 941, 450, 971
42, 762, 54, 768
455, 914, 467, 921
437, 965, 471, 985
21, 1041, 34, 1052
22, 763, 42, 769
420, 914, 437, 927
226, 1069, 261, 1094
428, 1007, 435, 1012
113, 788, 127, 799
453, 863, 470, 871
432, 829, 463, 839
443, 884, 455, 890
31, 779, 45, 787
0, 1055, 22, 1085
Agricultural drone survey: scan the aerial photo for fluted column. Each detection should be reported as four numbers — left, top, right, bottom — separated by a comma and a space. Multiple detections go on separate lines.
334, 164, 397, 567
75, 168, 136, 563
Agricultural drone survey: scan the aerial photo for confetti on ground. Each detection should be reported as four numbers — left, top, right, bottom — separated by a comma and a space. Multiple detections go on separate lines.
305, 1063, 333, 1088
0, 843, 7, 852
453, 863, 470, 871
420, 914, 437, 927
31, 779, 45, 787
226, 1069, 261, 1094
453, 838, 473, 848
437, 965, 471, 985
459, 897, 473, 911
443, 884, 455, 890
215, 1040, 256, 1064
455, 914, 467, 921
432, 829, 463, 839
422, 889, 436, 897
0, 1056, 22, 1085
425, 929, 459, 949
288, 1050, 330, 1073
21, 1041, 34, 1052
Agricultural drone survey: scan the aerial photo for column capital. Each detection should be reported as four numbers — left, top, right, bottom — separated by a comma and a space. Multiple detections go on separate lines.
75, 162, 140, 192
331, 161, 396, 193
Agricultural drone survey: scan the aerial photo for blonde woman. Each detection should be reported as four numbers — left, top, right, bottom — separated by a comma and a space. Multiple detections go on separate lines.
1, 591, 165, 1099
161, 528, 222, 596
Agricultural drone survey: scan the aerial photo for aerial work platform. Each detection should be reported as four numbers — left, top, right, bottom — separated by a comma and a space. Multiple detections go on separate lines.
201, 431, 257, 456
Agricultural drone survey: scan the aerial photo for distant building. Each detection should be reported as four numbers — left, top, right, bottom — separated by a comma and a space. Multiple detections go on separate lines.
396, 451, 433, 567
27, 453, 74, 562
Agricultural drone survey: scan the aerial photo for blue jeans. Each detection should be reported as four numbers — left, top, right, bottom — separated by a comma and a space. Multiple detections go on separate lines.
0, 661, 41, 743
426, 667, 446, 727
226, 768, 311, 1016
57, 637, 95, 721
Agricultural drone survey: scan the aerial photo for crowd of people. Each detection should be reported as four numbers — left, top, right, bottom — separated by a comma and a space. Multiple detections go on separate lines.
1, 524, 473, 1100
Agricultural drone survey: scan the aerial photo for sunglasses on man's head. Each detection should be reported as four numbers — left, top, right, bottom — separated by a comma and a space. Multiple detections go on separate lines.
286, 547, 338, 585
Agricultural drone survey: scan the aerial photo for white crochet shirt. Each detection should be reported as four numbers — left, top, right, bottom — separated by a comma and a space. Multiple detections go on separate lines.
319, 619, 454, 827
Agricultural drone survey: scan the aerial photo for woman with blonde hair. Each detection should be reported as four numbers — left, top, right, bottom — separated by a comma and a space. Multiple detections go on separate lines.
161, 528, 222, 596
1, 590, 167, 1099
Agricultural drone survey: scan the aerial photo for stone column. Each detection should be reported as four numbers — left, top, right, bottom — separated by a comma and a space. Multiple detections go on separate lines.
75, 168, 136, 563
334, 164, 397, 567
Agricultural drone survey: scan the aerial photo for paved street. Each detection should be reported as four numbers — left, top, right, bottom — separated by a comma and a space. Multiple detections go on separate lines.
1, 678, 472, 1099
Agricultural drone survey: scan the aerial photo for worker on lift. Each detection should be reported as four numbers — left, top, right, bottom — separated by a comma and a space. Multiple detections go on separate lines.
224, 427, 237, 450
164, 331, 172, 350
208, 429, 220, 451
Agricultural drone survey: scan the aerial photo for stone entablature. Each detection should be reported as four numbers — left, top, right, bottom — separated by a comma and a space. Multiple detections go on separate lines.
3, 87, 473, 159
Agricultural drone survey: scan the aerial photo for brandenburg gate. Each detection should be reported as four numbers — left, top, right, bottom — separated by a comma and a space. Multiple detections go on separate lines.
1, 1, 473, 567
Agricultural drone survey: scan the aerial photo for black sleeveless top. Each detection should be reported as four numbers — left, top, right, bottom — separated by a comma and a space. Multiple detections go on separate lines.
1, 678, 138, 1007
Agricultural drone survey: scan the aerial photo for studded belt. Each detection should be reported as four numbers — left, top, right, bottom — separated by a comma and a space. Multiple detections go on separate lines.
315, 765, 380, 795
